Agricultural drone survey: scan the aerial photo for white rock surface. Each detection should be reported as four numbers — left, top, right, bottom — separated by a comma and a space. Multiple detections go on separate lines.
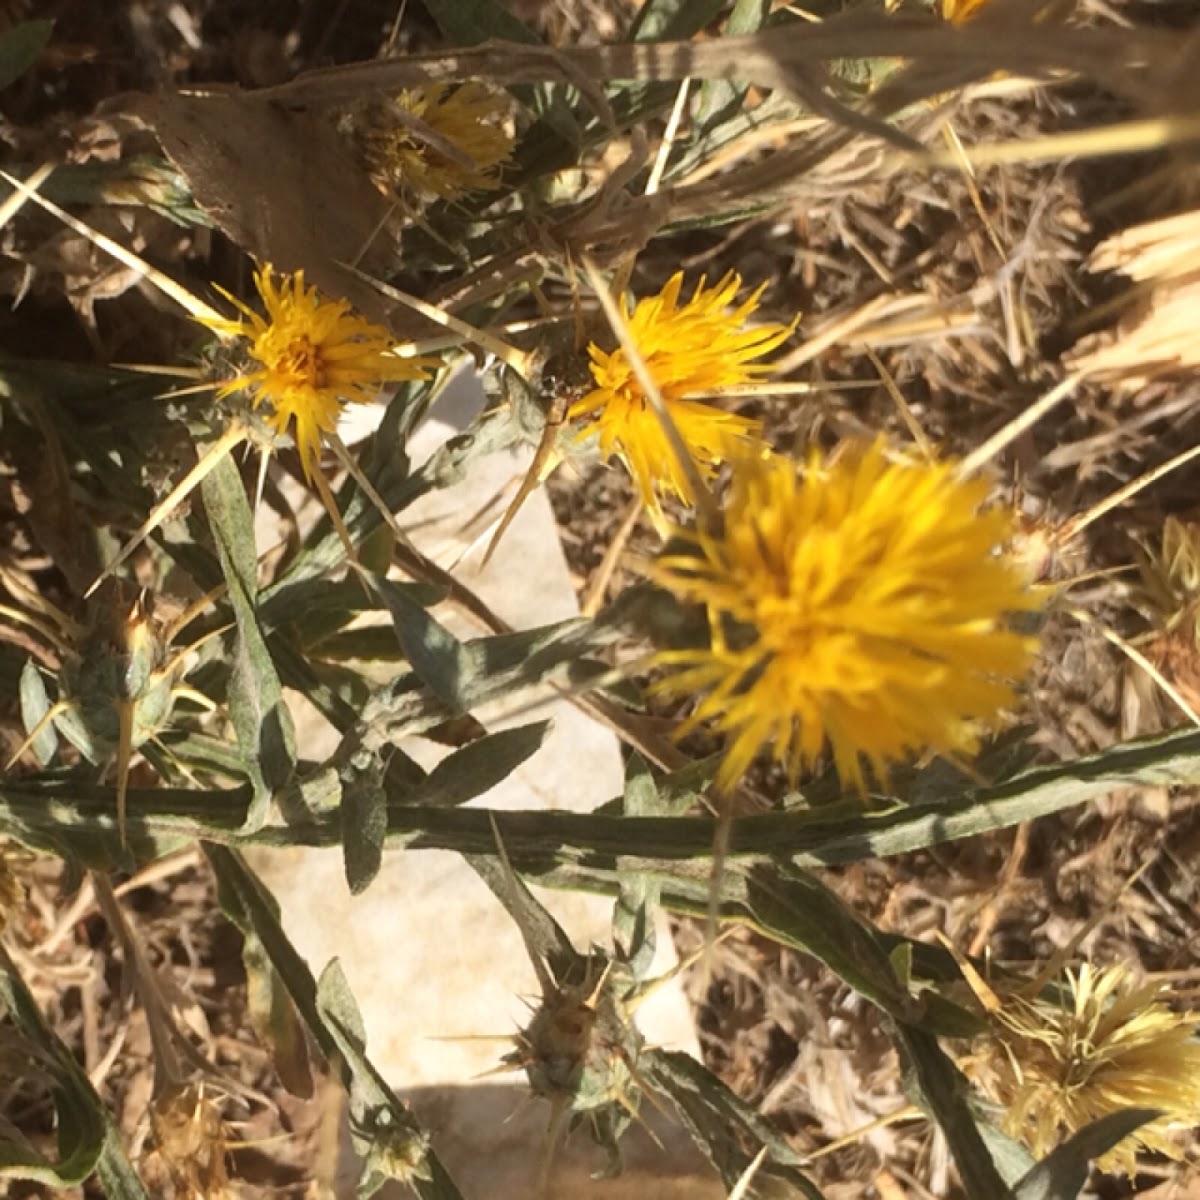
250, 372, 719, 1198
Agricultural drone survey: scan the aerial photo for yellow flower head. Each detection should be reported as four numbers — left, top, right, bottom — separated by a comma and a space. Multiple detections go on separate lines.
970, 963, 1200, 1174
356, 83, 514, 201
569, 272, 791, 523
648, 441, 1042, 793
200, 265, 437, 480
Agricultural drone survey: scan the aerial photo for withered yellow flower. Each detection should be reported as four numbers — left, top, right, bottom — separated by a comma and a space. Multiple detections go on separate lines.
570, 272, 791, 523
356, 83, 514, 201
200, 264, 437, 480
148, 1082, 236, 1200
969, 963, 1200, 1175
0, 839, 28, 934
648, 441, 1041, 792
940, 0, 992, 21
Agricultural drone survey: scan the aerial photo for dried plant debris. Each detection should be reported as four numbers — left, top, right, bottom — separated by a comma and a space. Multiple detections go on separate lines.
1069, 206, 1200, 389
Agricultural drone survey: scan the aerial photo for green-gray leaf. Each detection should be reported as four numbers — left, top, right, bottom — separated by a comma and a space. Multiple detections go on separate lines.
342, 767, 388, 895
613, 755, 661, 980
742, 863, 918, 1020
0, 20, 53, 92
206, 846, 464, 1200
17, 658, 57, 765
201, 452, 296, 819
0, 943, 147, 1196
644, 1048, 824, 1197
409, 721, 550, 808
893, 1025, 1009, 1200
631, 0, 726, 41
370, 575, 476, 712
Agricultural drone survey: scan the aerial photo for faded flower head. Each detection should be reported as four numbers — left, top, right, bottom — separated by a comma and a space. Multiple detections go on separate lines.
569, 272, 791, 524
353, 83, 514, 201
0, 840, 29, 934
1125, 516, 1200, 718
146, 1082, 235, 1200
940, 0, 993, 21
200, 264, 437, 480
969, 963, 1200, 1174
647, 441, 1042, 792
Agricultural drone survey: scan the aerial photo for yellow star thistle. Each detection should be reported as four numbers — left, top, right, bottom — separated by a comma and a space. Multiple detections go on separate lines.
569, 272, 792, 523
647, 441, 1042, 793
199, 264, 437, 481
359, 83, 514, 201
970, 963, 1200, 1174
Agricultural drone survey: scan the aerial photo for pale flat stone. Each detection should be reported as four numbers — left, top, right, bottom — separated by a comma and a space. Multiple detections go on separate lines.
250, 372, 714, 1197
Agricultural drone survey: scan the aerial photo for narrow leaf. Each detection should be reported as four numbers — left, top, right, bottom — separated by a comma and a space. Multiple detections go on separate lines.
893, 1025, 1010, 1200
695, 0, 770, 123
466, 851, 583, 987
17, 659, 57, 765
422, 0, 539, 43
370, 575, 476, 712
92, 1131, 156, 1200
0, 20, 53, 92
613, 754, 661, 979
1014, 1110, 1161, 1200
342, 766, 387, 895
201, 452, 296, 819
408, 721, 550, 808
243, 931, 314, 1098
0, 943, 146, 1194
316, 958, 369, 1054
742, 863, 918, 1020
631, 0, 726, 41
645, 1048, 824, 1197
977, 1121, 1037, 1188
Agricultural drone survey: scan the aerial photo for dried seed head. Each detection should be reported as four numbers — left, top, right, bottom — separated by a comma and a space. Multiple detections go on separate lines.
147, 1082, 235, 1200
358, 1110, 432, 1188
0, 840, 30, 934
1134, 517, 1200, 640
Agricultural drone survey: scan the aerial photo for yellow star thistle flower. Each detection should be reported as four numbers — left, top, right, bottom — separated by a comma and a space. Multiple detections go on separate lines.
357, 83, 514, 201
969, 963, 1200, 1175
199, 264, 437, 481
647, 441, 1042, 793
569, 272, 792, 523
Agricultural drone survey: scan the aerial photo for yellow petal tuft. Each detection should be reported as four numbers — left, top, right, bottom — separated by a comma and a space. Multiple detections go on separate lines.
647, 441, 1043, 792
570, 272, 792, 523
198, 264, 437, 480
